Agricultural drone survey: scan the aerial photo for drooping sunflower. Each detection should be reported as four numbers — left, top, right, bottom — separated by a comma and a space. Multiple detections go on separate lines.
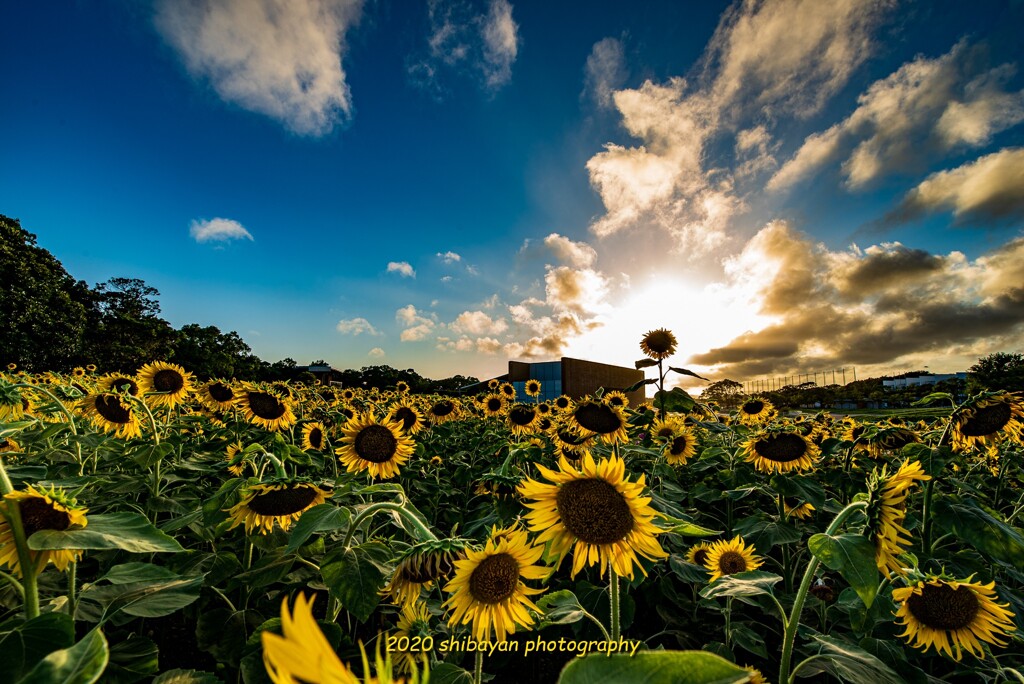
226, 481, 332, 535
704, 536, 763, 583
0, 381, 25, 421
225, 441, 247, 476
507, 403, 539, 437
79, 392, 143, 439
0, 437, 21, 455
302, 422, 329, 451
442, 526, 548, 642
737, 397, 774, 425
482, 393, 508, 418
238, 384, 297, 432
137, 361, 194, 408
950, 391, 1024, 452
387, 401, 427, 435
783, 498, 816, 521
524, 379, 542, 397
199, 379, 237, 411
867, 426, 921, 459
335, 413, 415, 480
639, 328, 678, 360
0, 485, 88, 577
867, 459, 930, 577
97, 373, 141, 397
603, 390, 629, 409
685, 541, 713, 567
548, 419, 592, 461
518, 452, 668, 579
742, 430, 819, 474
384, 539, 463, 607
425, 398, 460, 424
894, 575, 1017, 661
570, 398, 629, 445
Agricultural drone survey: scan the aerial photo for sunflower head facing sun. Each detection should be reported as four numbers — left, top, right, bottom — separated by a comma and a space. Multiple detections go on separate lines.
301, 422, 328, 451
226, 480, 332, 535
570, 398, 629, 445
950, 391, 1024, 452
137, 361, 194, 408
238, 384, 298, 432
893, 573, 1016, 661
79, 392, 143, 439
639, 328, 677, 360
199, 379, 237, 411
0, 485, 88, 577
737, 397, 774, 425
442, 526, 548, 643
387, 400, 427, 435
742, 430, 819, 474
518, 452, 667, 580
335, 413, 415, 480
703, 535, 763, 583
524, 379, 542, 397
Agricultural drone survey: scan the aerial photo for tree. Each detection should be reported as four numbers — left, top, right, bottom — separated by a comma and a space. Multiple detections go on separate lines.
699, 379, 744, 408
0, 214, 93, 371
968, 352, 1024, 392
172, 324, 255, 379
83, 277, 176, 372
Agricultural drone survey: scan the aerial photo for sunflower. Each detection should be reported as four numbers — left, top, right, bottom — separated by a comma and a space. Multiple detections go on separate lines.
225, 441, 247, 476
238, 384, 297, 432
685, 541, 713, 567
548, 419, 592, 461
487, 379, 500, 391
499, 382, 516, 399
0, 485, 88, 577
341, 388, 357, 402
536, 401, 551, 416
742, 431, 818, 474
867, 460, 930, 577
704, 536, 763, 583
950, 391, 1024, 452
639, 328, 677, 360
226, 481, 332, 535
0, 381, 25, 421
482, 393, 508, 418
97, 373, 141, 396
570, 399, 629, 445
442, 526, 548, 642
387, 401, 427, 435
603, 390, 629, 409
737, 397, 774, 425
518, 452, 667, 579
302, 422, 328, 451
525, 379, 542, 397
392, 601, 433, 675
199, 379, 237, 411
79, 392, 143, 439
384, 539, 463, 607
783, 498, 815, 521
651, 419, 696, 465
335, 413, 415, 480
395, 380, 410, 394
553, 395, 573, 413
507, 403, 539, 437
0, 437, 21, 455
426, 398, 460, 424
894, 575, 1016, 661
71, 367, 86, 378
137, 361, 193, 408
867, 426, 921, 458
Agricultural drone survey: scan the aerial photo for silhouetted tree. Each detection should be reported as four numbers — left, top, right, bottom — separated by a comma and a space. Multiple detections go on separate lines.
968, 352, 1024, 392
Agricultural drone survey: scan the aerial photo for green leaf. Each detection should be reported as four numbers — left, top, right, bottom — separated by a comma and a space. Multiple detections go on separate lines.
100, 562, 181, 584
655, 513, 721, 537
669, 555, 709, 583
0, 613, 75, 684
730, 623, 769, 659
152, 671, 224, 684
28, 513, 184, 553
932, 497, 1024, 568
284, 504, 351, 554
634, 359, 659, 369
558, 651, 753, 684
76, 574, 205, 622
128, 442, 174, 469
428, 663, 474, 684
801, 634, 904, 684
807, 533, 878, 608
910, 392, 952, 407
231, 556, 295, 590
700, 571, 782, 600
103, 635, 159, 684
669, 367, 710, 381
321, 545, 386, 622
770, 474, 826, 509
17, 627, 109, 684
536, 590, 588, 628
653, 387, 696, 414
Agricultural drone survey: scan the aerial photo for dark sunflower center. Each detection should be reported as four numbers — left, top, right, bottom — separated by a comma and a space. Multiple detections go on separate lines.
961, 402, 1012, 437
527, 382, 540, 392
753, 433, 807, 462
556, 478, 634, 544
537, 417, 552, 431
0, 438, 13, 450
876, 428, 918, 450
574, 403, 622, 434
608, 396, 626, 407
468, 553, 520, 604
656, 427, 674, 438
558, 429, 587, 446
486, 398, 503, 412
850, 425, 865, 440
248, 392, 287, 420
354, 425, 399, 463
670, 436, 689, 455
18, 497, 72, 536
208, 382, 234, 402
110, 377, 139, 395
153, 369, 184, 393
501, 386, 515, 397
693, 548, 709, 566
555, 398, 570, 409
95, 395, 131, 424
245, 486, 319, 516
717, 551, 748, 575
906, 583, 980, 630
509, 405, 536, 426
394, 407, 418, 431
742, 400, 764, 415
431, 400, 455, 417
643, 331, 675, 354
308, 427, 324, 449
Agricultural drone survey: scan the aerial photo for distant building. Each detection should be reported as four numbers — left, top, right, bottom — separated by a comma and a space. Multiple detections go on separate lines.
298, 364, 345, 386
882, 372, 966, 390
461, 357, 646, 404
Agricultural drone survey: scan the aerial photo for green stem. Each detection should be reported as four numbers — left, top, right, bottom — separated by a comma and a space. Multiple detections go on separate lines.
609, 567, 620, 641
474, 649, 484, 684
724, 596, 733, 651
263, 452, 288, 479
0, 568, 24, 598
68, 561, 77, 619
778, 501, 867, 684
4, 499, 40, 619
921, 419, 953, 556
343, 501, 438, 549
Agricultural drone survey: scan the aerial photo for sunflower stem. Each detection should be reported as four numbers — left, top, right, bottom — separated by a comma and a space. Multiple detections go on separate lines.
0, 456, 14, 496
3, 499, 40, 619
473, 649, 484, 684
608, 567, 620, 642
0, 568, 24, 598
343, 501, 437, 550
67, 561, 77, 619
778, 500, 867, 684
263, 452, 288, 479
128, 394, 161, 446
921, 418, 953, 556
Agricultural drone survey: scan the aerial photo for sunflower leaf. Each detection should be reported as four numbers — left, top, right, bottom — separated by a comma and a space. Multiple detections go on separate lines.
807, 533, 878, 608
668, 367, 710, 381
700, 571, 782, 600
653, 388, 696, 414
0, 612, 75, 684
558, 650, 753, 684
654, 513, 721, 537
910, 392, 953, 407
284, 504, 351, 554
932, 496, 1024, 568
802, 633, 905, 684
536, 590, 589, 628
634, 359, 659, 369
16, 627, 109, 684
321, 545, 386, 623
28, 513, 184, 553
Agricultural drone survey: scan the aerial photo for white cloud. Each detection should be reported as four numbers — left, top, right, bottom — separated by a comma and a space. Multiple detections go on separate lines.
401, 324, 434, 342
396, 304, 437, 342
336, 317, 380, 336
368, 347, 386, 358
451, 310, 508, 335
437, 250, 462, 263
543, 233, 598, 269
583, 37, 627, 109
476, 337, 503, 354
440, 275, 453, 282
189, 217, 254, 243
481, 0, 518, 89
155, 0, 363, 136
387, 261, 416, 278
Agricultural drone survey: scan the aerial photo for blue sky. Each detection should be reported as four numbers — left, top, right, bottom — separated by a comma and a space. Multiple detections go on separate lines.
3, 0, 1024, 386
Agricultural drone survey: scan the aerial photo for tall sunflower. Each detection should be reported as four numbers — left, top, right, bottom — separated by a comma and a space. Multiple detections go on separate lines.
442, 526, 548, 643
518, 452, 667, 579
742, 431, 819, 474
97, 373, 141, 397
79, 392, 143, 439
238, 384, 297, 432
507, 403, 539, 437
482, 393, 508, 418
894, 575, 1016, 661
335, 413, 415, 480
301, 422, 329, 452
137, 361, 194, 408
426, 398, 461, 424
387, 401, 427, 435
737, 397, 774, 425
226, 481, 332, 535
703, 536, 763, 583
524, 379, 542, 398
639, 328, 677, 360
570, 399, 629, 445
950, 391, 1024, 452
866, 460, 930, 577
199, 379, 237, 412
0, 485, 88, 577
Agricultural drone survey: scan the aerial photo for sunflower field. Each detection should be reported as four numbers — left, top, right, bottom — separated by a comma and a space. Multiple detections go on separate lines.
0, 337, 1023, 684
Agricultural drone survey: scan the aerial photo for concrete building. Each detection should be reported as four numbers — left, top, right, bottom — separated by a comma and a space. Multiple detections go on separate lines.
882, 372, 966, 389
462, 357, 646, 404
